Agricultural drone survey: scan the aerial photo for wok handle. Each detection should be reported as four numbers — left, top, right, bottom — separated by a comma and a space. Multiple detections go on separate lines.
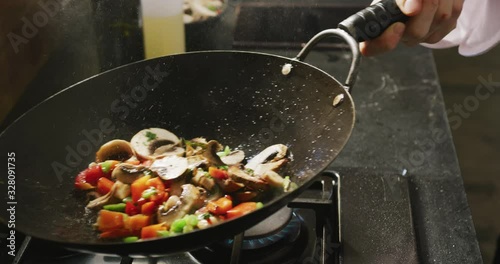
295, 29, 360, 92
338, 0, 409, 42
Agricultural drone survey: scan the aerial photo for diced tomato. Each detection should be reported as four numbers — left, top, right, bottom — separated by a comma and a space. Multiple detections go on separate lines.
97, 177, 115, 195
125, 214, 151, 231
84, 165, 107, 186
99, 229, 135, 239
207, 195, 233, 215
226, 202, 258, 219
96, 210, 127, 231
209, 167, 228, 180
74, 173, 94, 190
125, 202, 140, 216
131, 175, 151, 202
141, 201, 156, 215
146, 177, 165, 192
141, 223, 167, 239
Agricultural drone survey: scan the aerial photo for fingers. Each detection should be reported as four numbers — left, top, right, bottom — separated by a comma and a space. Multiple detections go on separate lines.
360, 23, 406, 56
360, 0, 463, 56
402, 0, 439, 46
421, 0, 463, 44
396, 0, 423, 16
424, 21, 456, 44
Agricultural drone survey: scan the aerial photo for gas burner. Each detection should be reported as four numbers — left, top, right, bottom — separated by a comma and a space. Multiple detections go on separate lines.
221, 209, 301, 250
189, 211, 311, 264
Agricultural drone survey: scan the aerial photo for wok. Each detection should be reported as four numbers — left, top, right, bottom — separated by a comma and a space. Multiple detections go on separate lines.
0, 0, 407, 256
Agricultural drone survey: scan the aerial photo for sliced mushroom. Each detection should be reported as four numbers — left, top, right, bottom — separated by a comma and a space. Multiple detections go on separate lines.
153, 145, 185, 157
228, 166, 268, 192
220, 150, 245, 165
113, 181, 131, 200
202, 140, 225, 166
214, 177, 245, 193
111, 163, 148, 184
261, 170, 285, 187
246, 144, 288, 171
86, 182, 121, 208
191, 169, 216, 191
157, 184, 206, 227
187, 155, 207, 170
130, 128, 184, 160
95, 140, 135, 163
253, 159, 288, 176
150, 155, 188, 180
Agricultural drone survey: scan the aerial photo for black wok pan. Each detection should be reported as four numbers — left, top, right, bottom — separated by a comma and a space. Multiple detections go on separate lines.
0, 0, 407, 256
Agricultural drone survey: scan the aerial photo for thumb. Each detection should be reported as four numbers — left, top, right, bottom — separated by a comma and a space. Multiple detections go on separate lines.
396, 0, 423, 16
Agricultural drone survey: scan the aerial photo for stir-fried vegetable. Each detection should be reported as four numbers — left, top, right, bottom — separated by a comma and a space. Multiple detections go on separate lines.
74, 127, 295, 242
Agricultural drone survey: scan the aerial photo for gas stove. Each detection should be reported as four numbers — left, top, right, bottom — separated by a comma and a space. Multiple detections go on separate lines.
5, 168, 418, 264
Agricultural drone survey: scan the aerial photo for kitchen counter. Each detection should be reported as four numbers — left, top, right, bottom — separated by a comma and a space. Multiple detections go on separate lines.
330, 47, 482, 264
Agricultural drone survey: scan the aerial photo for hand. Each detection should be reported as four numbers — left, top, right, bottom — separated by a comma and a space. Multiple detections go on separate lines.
360, 0, 464, 56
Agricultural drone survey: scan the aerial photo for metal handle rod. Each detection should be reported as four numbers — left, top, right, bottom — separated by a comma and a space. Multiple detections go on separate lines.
13, 235, 31, 264
294, 29, 360, 93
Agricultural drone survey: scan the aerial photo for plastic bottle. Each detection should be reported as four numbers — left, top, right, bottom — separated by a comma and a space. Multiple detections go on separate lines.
141, 0, 185, 59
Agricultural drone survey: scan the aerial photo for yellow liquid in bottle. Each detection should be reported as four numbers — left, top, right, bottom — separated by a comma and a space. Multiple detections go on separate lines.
142, 13, 185, 59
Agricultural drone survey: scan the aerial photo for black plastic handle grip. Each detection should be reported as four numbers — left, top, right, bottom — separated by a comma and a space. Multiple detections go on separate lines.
338, 0, 409, 42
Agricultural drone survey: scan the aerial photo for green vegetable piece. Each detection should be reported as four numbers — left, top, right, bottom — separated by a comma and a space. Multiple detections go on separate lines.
245, 168, 255, 175
141, 187, 157, 199
145, 131, 157, 141
103, 203, 126, 212
199, 213, 211, 220
256, 202, 264, 209
216, 146, 231, 157
185, 215, 198, 227
157, 230, 170, 237
100, 161, 114, 173
183, 225, 194, 233
171, 219, 187, 233
219, 165, 229, 171
122, 197, 133, 203
207, 5, 218, 12
123, 236, 139, 243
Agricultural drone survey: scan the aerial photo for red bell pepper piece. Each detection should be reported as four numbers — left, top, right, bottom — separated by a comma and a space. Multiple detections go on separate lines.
141, 201, 156, 215
96, 210, 127, 231
97, 177, 115, 195
149, 192, 169, 206
125, 214, 151, 231
207, 195, 233, 215
146, 177, 165, 192
141, 223, 167, 239
226, 202, 258, 219
209, 167, 228, 180
125, 202, 140, 216
99, 229, 135, 239
131, 175, 151, 202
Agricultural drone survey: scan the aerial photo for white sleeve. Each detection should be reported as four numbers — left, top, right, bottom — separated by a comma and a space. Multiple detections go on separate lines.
422, 0, 500, 56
